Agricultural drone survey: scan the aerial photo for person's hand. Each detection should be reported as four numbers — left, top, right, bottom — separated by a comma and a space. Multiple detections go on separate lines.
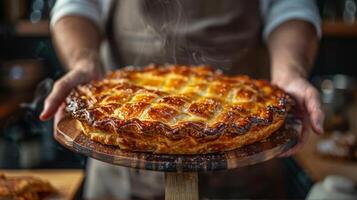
39, 58, 103, 122
272, 72, 324, 157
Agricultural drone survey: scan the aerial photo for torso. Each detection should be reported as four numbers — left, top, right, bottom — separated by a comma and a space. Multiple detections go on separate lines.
108, 0, 262, 73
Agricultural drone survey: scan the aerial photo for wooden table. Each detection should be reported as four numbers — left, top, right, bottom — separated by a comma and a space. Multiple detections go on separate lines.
295, 133, 357, 182
2, 169, 84, 200
56, 116, 301, 200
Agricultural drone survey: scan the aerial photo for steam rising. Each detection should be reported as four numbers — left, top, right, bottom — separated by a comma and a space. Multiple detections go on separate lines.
141, 0, 256, 71
117, 0, 256, 71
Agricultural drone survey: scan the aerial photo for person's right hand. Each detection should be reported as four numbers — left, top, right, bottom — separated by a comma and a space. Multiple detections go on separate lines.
39, 58, 103, 121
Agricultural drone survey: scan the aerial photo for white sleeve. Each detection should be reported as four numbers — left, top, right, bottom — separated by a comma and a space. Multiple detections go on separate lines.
50, 0, 113, 32
261, 0, 322, 40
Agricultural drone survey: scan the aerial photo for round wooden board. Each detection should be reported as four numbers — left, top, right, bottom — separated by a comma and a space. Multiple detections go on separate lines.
55, 115, 302, 172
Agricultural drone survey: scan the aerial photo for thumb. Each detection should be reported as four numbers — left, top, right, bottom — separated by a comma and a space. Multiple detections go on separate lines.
39, 70, 89, 121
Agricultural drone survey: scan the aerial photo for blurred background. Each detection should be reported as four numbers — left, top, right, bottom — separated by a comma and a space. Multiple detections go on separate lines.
0, 0, 357, 199
0, 0, 84, 170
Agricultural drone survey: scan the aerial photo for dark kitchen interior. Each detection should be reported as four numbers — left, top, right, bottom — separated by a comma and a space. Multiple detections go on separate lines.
0, 0, 357, 199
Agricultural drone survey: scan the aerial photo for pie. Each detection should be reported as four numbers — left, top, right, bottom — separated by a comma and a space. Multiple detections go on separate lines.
66, 64, 293, 154
0, 173, 55, 200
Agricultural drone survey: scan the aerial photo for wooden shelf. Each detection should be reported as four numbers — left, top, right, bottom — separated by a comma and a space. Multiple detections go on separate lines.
9, 20, 357, 38
322, 21, 357, 37
14, 20, 49, 36
7, 20, 357, 38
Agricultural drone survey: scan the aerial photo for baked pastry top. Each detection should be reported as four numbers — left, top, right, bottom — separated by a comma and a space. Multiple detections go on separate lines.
66, 64, 293, 154
0, 173, 55, 200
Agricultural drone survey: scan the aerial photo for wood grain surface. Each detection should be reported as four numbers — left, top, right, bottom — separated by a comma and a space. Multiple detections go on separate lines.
2, 169, 84, 200
55, 115, 301, 172
165, 172, 199, 200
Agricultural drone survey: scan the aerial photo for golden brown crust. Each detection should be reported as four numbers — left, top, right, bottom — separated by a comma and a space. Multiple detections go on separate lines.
66, 64, 293, 154
0, 173, 55, 200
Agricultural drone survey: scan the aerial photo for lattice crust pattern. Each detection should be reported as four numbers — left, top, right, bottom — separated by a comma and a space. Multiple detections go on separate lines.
66, 64, 293, 154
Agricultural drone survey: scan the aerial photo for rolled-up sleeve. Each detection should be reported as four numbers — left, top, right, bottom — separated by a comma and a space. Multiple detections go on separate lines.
50, 0, 112, 31
261, 0, 322, 40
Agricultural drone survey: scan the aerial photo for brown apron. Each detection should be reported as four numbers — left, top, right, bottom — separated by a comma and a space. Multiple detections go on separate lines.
106, 0, 268, 77
89, 1, 269, 198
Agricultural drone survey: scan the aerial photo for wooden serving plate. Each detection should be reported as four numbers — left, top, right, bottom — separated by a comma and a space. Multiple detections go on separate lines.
55, 115, 301, 200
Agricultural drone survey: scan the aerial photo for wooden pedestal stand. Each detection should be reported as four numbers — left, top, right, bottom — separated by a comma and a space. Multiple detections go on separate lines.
165, 172, 198, 200
55, 115, 301, 200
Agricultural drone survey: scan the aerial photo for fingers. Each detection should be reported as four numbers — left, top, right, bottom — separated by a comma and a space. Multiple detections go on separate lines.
40, 70, 86, 121
305, 86, 324, 135
276, 78, 324, 157
53, 103, 67, 134
278, 79, 306, 116
279, 117, 310, 157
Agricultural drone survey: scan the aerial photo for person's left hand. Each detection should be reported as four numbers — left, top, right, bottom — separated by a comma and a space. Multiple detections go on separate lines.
272, 73, 324, 157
